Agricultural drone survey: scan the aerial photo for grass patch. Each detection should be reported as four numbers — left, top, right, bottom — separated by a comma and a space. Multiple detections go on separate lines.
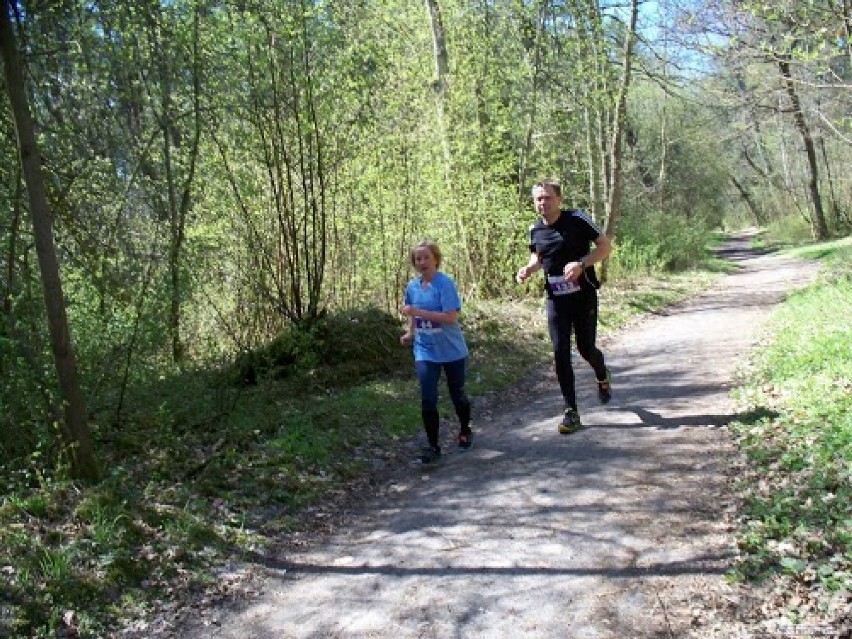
727, 240, 851, 625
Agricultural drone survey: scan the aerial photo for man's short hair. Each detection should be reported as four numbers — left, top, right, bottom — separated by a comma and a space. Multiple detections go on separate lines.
532, 179, 561, 198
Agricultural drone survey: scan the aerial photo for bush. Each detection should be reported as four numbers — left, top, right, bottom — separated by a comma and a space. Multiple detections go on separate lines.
231, 307, 411, 388
764, 213, 815, 246
610, 208, 713, 278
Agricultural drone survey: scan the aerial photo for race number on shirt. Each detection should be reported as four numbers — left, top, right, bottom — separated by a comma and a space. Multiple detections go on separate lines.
414, 316, 441, 333
547, 274, 581, 296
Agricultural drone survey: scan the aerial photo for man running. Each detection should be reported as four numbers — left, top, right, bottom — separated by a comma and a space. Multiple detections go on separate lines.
516, 179, 613, 433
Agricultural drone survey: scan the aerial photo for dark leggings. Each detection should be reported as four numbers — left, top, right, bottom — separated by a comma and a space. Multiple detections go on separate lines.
415, 358, 471, 448
546, 294, 608, 411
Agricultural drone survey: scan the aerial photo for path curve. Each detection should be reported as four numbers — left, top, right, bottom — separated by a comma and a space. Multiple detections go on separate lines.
155, 232, 822, 639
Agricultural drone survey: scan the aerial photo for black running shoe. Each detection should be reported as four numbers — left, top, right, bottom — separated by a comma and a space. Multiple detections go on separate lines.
598, 370, 612, 405
419, 446, 442, 464
457, 432, 472, 450
558, 409, 583, 434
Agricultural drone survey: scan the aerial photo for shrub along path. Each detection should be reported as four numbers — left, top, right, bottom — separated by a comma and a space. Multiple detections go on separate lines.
132, 232, 831, 638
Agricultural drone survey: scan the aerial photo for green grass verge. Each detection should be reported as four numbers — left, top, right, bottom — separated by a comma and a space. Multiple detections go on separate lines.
726, 237, 851, 623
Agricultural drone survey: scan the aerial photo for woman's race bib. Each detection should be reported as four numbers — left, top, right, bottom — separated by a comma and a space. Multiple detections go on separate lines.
414, 316, 441, 333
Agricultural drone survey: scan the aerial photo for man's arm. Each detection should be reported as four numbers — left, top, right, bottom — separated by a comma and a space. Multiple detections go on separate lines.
564, 233, 612, 281
516, 252, 541, 284
584, 233, 612, 266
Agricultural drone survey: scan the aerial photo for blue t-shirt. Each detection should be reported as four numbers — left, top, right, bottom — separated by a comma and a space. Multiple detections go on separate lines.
403, 271, 469, 363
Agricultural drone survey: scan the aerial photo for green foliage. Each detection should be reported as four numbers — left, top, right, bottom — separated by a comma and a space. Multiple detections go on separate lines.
462, 299, 552, 395
762, 213, 816, 246
727, 244, 852, 608
610, 207, 715, 277
625, 79, 731, 230
0, 319, 60, 465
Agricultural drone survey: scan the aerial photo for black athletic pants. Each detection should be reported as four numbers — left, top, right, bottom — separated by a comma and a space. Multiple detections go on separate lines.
546, 291, 608, 411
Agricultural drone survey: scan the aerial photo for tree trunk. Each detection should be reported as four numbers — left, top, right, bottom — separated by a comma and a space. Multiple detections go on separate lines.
817, 130, 839, 234
730, 175, 763, 225
576, 0, 612, 230
3, 163, 22, 322
516, 1, 546, 213
0, 0, 99, 481
602, 0, 638, 242
425, 0, 449, 83
774, 103, 807, 221
168, 2, 203, 363
778, 54, 828, 240
583, 106, 602, 221
656, 0, 669, 208
424, 0, 475, 286
657, 93, 668, 208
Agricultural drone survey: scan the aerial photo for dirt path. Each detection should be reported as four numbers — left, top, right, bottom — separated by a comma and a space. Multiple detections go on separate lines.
144, 233, 824, 638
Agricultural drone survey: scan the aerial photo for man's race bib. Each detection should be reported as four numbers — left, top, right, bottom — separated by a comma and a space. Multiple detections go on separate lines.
547, 274, 581, 296
414, 316, 441, 333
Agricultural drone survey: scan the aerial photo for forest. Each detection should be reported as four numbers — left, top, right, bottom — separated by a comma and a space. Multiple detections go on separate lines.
1, 0, 850, 636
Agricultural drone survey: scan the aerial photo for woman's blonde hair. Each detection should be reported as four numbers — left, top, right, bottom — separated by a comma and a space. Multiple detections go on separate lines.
410, 239, 442, 268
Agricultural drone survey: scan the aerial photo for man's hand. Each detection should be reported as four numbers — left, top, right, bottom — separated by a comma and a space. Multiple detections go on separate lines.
564, 260, 585, 282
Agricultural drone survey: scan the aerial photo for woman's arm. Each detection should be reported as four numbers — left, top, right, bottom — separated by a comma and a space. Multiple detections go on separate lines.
401, 305, 459, 324
400, 316, 416, 345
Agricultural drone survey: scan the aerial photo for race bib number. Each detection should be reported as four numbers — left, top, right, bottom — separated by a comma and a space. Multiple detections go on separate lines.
547, 274, 581, 296
414, 316, 441, 333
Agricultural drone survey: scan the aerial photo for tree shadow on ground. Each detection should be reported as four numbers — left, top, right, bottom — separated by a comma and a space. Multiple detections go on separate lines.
592, 406, 779, 430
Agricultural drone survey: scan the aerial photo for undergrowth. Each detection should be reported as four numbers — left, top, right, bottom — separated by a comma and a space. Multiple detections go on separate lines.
727, 237, 852, 627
